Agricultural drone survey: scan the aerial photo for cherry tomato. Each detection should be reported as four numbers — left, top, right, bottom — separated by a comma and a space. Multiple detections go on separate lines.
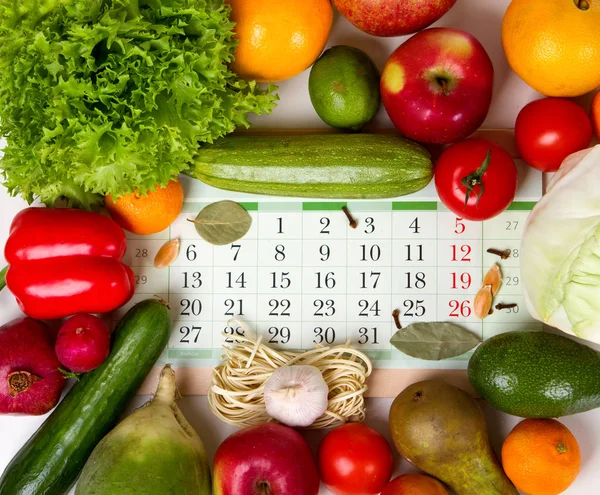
434, 138, 518, 221
318, 423, 394, 495
515, 97, 592, 172
591, 91, 600, 141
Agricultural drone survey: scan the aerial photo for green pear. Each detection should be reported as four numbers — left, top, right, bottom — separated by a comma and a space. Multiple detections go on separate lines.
389, 379, 518, 495
76, 365, 211, 495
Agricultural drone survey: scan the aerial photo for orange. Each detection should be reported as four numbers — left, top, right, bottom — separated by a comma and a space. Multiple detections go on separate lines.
501, 419, 581, 495
502, 0, 600, 97
105, 180, 184, 235
591, 91, 600, 140
226, 0, 333, 82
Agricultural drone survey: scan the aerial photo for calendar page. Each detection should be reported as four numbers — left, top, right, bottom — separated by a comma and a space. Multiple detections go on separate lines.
115, 149, 544, 374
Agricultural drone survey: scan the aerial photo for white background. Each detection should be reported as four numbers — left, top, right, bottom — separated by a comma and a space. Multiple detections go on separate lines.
1, 0, 599, 494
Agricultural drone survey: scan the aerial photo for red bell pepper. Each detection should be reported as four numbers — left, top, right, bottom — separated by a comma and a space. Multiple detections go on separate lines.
4, 208, 134, 319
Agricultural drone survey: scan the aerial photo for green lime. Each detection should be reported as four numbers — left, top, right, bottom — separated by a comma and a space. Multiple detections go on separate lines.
309, 45, 381, 131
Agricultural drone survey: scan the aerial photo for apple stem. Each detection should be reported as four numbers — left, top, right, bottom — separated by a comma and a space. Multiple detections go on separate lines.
574, 0, 590, 11
7, 371, 41, 397
256, 481, 272, 495
460, 148, 493, 209
437, 77, 451, 96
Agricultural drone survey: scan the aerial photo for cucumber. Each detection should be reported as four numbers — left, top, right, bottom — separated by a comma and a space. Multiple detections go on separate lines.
187, 133, 433, 198
0, 299, 171, 495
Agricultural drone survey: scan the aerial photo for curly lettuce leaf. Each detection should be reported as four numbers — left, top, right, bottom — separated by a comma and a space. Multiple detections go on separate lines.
0, 0, 278, 207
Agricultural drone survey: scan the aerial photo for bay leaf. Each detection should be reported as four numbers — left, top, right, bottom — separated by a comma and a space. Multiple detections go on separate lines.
390, 322, 481, 360
189, 200, 252, 245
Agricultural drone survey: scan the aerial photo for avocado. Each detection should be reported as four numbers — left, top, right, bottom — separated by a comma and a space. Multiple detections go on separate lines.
468, 331, 600, 418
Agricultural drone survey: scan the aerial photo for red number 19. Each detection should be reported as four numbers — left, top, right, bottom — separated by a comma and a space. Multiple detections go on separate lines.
451, 272, 472, 290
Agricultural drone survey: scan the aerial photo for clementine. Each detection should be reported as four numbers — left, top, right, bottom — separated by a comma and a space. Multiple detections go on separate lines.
501, 419, 581, 495
226, 0, 333, 82
502, 0, 600, 97
105, 180, 184, 235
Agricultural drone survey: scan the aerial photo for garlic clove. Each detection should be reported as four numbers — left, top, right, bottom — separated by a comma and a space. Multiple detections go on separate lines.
263, 365, 328, 428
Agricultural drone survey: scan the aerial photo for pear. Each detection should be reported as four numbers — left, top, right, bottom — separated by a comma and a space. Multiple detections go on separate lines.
76, 365, 211, 495
389, 380, 518, 495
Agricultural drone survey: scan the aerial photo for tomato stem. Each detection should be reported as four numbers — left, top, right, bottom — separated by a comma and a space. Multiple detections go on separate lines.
460, 148, 492, 209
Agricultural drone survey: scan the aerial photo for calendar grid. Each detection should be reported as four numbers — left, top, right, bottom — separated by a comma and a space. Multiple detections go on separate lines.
121, 199, 542, 370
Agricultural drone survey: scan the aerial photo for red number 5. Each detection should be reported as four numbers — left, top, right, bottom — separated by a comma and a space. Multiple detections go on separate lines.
454, 217, 466, 235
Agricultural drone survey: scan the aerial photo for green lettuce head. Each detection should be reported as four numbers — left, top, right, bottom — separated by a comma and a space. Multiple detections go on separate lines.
0, 0, 277, 208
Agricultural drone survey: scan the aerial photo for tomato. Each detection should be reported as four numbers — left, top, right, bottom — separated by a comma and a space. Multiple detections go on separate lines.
591, 91, 600, 141
318, 423, 394, 495
515, 97, 592, 172
434, 138, 517, 221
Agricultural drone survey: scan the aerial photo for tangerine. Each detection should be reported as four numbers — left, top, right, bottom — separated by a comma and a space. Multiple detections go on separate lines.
105, 180, 184, 235
501, 419, 581, 495
227, 0, 333, 82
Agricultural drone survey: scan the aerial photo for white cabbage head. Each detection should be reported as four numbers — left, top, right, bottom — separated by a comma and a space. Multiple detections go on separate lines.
522, 145, 600, 344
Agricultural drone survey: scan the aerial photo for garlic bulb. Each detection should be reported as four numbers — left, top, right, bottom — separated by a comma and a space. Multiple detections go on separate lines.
264, 365, 329, 427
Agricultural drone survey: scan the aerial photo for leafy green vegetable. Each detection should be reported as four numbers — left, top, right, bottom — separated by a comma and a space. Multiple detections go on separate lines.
0, 0, 278, 208
522, 145, 600, 344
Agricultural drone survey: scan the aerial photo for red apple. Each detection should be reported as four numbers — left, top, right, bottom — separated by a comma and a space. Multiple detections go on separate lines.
213, 423, 320, 495
333, 0, 457, 37
381, 27, 494, 144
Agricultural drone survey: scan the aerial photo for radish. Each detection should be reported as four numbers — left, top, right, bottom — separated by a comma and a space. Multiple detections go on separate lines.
0, 318, 65, 415
55, 314, 111, 373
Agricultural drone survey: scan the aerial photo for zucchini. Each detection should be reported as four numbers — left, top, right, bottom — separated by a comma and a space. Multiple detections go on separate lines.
0, 299, 171, 495
187, 133, 433, 198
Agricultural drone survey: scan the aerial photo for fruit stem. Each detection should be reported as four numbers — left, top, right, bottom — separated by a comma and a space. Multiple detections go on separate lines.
7, 371, 41, 397
574, 0, 590, 11
557, 443, 567, 453
256, 481, 272, 495
0, 265, 7, 292
460, 148, 493, 208
153, 364, 180, 406
437, 77, 451, 96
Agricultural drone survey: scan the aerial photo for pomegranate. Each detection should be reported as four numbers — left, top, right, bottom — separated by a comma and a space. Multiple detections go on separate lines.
55, 314, 111, 373
0, 318, 65, 415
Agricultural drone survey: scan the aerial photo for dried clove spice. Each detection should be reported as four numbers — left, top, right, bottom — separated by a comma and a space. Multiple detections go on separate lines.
392, 309, 402, 329
341, 206, 358, 229
495, 303, 518, 311
487, 248, 511, 260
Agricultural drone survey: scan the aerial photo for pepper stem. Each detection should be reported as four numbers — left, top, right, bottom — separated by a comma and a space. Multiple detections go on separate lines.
8, 371, 41, 397
461, 149, 493, 209
0, 265, 7, 292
